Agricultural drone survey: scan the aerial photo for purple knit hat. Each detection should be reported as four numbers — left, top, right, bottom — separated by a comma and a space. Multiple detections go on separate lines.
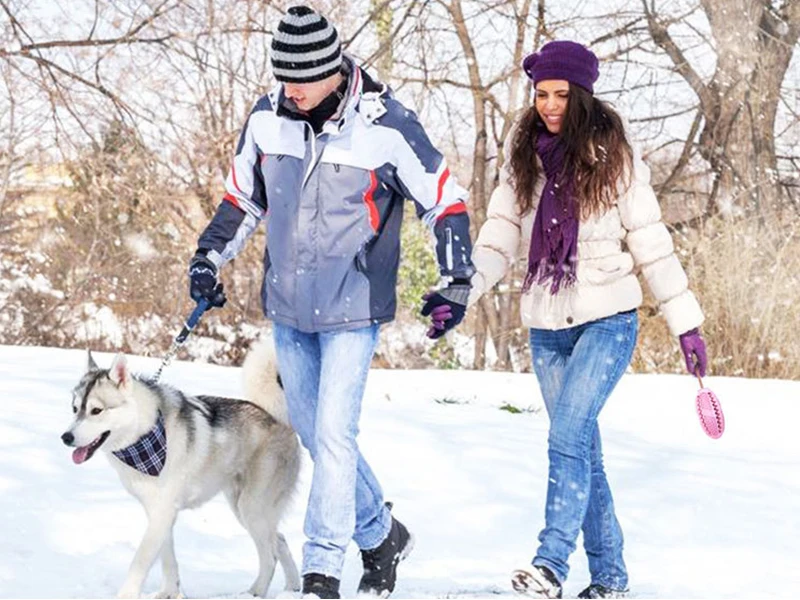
522, 40, 599, 93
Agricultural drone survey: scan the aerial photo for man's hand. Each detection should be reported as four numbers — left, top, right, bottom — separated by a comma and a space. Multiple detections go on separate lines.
188, 253, 227, 308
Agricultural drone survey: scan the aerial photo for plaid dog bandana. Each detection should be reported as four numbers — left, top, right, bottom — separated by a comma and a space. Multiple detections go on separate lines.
112, 411, 167, 476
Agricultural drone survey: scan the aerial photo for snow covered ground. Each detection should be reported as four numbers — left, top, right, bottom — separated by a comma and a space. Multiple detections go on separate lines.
0, 344, 798, 599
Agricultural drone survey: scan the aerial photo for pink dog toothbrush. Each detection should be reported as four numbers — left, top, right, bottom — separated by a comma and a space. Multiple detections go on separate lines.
695, 374, 725, 439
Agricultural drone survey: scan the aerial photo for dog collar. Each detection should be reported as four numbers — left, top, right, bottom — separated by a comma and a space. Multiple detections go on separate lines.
112, 411, 167, 476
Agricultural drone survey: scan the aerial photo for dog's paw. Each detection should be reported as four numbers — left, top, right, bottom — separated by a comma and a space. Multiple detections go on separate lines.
116, 587, 141, 599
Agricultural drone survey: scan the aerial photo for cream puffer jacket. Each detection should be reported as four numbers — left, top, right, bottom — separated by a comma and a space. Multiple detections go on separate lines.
470, 147, 703, 336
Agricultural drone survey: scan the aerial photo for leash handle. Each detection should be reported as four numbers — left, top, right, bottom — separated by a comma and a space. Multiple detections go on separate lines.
175, 297, 210, 345
151, 298, 210, 383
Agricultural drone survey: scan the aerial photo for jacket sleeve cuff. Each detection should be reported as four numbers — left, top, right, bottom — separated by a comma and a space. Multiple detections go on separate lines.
434, 212, 476, 279
467, 272, 487, 307
661, 290, 705, 337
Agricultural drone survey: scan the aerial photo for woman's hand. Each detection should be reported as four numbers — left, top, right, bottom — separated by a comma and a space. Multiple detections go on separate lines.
679, 328, 707, 377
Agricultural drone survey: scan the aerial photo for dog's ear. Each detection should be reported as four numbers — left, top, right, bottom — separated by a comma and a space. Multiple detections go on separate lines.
87, 349, 99, 371
108, 353, 129, 388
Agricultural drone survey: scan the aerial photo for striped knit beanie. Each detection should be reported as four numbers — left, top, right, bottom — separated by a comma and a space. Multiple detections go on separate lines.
271, 6, 343, 83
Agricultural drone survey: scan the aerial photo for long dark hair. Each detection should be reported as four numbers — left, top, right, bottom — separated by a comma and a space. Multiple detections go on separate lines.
508, 84, 633, 219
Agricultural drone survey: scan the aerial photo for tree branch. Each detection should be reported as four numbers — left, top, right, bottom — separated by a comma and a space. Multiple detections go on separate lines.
0, 0, 178, 55
24, 53, 131, 121
640, 0, 714, 108
590, 16, 646, 46
655, 107, 703, 195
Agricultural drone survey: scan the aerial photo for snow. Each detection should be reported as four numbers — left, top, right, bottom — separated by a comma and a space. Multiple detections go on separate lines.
1, 344, 799, 598
123, 233, 158, 261
74, 304, 124, 347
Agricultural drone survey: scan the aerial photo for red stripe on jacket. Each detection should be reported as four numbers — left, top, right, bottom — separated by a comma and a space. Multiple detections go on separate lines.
435, 167, 450, 205
363, 171, 380, 232
223, 192, 241, 208
231, 162, 243, 193
436, 202, 467, 221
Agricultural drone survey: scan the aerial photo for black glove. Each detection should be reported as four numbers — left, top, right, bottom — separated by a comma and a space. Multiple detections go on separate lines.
420, 279, 471, 339
188, 253, 227, 308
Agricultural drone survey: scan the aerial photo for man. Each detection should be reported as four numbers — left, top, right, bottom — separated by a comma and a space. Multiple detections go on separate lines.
188, 6, 475, 599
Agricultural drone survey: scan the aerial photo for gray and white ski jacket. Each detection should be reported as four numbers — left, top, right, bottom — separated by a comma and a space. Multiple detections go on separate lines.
197, 61, 475, 332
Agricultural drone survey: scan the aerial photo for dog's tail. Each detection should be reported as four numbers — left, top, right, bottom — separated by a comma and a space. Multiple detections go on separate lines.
242, 335, 290, 427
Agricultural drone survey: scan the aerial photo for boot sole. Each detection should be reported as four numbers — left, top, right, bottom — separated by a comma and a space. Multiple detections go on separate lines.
511, 567, 560, 598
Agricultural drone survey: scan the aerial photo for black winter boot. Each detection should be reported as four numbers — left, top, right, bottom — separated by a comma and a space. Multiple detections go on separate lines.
511, 565, 563, 598
302, 573, 340, 599
577, 583, 629, 598
357, 512, 414, 597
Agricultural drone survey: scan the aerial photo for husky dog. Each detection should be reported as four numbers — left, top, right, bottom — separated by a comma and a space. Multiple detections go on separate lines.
61, 339, 301, 599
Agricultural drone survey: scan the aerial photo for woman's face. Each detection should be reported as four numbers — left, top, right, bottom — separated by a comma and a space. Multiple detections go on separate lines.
535, 79, 570, 134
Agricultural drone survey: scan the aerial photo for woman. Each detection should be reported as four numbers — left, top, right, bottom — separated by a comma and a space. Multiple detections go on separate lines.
468, 41, 708, 599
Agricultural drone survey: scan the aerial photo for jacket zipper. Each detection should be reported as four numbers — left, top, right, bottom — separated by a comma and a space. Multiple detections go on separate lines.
303, 124, 317, 188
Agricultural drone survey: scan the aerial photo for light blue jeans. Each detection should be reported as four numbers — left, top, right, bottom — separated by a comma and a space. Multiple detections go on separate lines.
272, 323, 392, 578
529, 310, 637, 590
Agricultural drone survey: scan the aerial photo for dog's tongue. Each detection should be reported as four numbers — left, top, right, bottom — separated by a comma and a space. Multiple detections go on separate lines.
72, 446, 90, 464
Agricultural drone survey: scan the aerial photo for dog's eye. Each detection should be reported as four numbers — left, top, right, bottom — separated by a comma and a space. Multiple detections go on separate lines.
90, 408, 103, 416
72, 405, 77, 414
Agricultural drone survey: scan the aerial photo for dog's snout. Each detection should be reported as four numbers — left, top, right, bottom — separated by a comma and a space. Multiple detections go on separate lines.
61, 431, 74, 446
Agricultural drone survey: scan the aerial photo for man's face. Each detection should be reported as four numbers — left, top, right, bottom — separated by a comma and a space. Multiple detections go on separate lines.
284, 72, 343, 112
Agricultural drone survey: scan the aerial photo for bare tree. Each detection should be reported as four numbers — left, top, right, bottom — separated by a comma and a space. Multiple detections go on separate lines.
0, 61, 21, 219
391, 0, 544, 368
2, 0, 799, 375
0, 0, 185, 143
139, 0, 277, 218
641, 0, 800, 221
0, 58, 52, 228
370, 0, 394, 79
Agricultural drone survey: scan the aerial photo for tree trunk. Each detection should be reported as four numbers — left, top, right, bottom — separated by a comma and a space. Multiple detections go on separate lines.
444, 0, 540, 369
445, 0, 493, 368
647, 0, 799, 221
473, 302, 488, 370
371, 0, 394, 81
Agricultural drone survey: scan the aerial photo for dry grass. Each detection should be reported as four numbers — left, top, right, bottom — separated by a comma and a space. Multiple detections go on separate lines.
688, 217, 799, 379
634, 216, 800, 380
3, 184, 799, 379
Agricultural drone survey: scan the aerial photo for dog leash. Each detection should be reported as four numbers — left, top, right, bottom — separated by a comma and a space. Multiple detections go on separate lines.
150, 298, 210, 384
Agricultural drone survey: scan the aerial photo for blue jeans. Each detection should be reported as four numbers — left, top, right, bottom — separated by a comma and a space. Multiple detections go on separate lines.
272, 323, 392, 578
529, 310, 637, 590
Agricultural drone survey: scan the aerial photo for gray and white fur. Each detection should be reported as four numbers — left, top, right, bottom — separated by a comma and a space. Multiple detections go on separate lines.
61, 337, 300, 599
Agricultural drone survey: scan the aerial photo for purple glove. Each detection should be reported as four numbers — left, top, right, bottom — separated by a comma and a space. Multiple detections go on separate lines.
426, 302, 453, 337
421, 280, 470, 339
679, 328, 707, 377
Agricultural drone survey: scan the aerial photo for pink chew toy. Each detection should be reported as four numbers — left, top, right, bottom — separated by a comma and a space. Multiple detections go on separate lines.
695, 375, 725, 439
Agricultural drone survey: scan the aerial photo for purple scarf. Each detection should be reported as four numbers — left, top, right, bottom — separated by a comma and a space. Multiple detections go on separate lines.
521, 129, 579, 295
